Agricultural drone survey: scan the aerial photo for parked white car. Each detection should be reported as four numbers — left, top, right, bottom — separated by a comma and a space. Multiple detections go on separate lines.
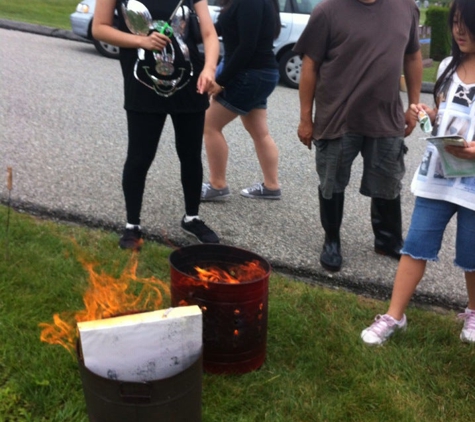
70, 0, 120, 58
70, 0, 321, 88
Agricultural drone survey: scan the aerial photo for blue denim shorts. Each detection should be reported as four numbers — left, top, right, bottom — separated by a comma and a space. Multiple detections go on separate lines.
314, 134, 406, 200
402, 196, 475, 271
215, 68, 279, 115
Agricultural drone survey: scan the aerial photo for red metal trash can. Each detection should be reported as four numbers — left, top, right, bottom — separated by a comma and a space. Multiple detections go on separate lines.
169, 244, 271, 374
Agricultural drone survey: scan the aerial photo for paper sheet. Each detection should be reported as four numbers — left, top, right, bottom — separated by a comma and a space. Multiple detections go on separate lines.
78, 306, 202, 382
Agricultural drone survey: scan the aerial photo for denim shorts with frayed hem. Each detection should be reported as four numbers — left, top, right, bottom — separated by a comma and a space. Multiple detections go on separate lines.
401, 196, 475, 271
314, 134, 406, 200
215, 68, 279, 115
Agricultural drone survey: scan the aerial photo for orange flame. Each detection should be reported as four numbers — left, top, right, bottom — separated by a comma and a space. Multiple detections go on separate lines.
39, 253, 170, 353
192, 260, 266, 285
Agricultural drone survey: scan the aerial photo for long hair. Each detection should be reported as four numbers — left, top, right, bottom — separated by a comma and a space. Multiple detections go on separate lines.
433, 0, 475, 104
219, 0, 281, 39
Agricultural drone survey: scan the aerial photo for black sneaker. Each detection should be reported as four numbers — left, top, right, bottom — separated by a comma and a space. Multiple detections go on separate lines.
181, 216, 220, 244
119, 227, 143, 250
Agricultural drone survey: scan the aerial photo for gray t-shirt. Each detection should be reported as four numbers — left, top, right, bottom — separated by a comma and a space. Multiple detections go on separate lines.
294, 0, 420, 140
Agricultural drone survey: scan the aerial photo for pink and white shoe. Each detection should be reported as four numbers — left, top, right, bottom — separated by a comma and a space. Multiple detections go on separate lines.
361, 314, 407, 346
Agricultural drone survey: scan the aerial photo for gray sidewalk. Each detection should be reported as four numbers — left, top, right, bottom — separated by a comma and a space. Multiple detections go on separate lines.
1, 21, 465, 311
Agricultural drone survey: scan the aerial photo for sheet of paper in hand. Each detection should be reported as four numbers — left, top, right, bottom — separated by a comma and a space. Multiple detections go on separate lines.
424, 135, 475, 177
426, 135, 469, 147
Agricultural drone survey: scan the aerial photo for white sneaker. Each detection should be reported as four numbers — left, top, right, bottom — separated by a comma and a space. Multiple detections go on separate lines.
459, 308, 475, 343
361, 314, 407, 346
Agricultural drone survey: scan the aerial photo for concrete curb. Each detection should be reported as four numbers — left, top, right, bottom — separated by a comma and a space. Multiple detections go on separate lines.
0, 18, 89, 43
422, 81, 435, 94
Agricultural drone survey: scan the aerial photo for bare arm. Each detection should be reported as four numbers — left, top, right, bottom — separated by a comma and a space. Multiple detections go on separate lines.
298, 55, 319, 150
195, 0, 220, 94
403, 49, 423, 136
92, 0, 170, 52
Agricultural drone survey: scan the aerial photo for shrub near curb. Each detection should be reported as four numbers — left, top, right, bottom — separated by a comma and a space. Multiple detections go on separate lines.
426, 6, 451, 61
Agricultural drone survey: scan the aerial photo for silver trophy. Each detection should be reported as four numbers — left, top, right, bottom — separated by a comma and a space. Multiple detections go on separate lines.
121, 0, 193, 96
122, 0, 177, 76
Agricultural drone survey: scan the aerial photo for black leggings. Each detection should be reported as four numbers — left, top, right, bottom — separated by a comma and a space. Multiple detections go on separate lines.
123, 110, 205, 225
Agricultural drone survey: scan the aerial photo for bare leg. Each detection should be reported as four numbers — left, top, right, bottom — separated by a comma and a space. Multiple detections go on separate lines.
386, 255, 427, 321
466, 271, 475, 310
240, 109, 280, 190
203, 99, 238, 189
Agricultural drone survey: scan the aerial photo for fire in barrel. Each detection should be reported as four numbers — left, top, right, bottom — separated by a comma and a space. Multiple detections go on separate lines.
169, 244, 271, 374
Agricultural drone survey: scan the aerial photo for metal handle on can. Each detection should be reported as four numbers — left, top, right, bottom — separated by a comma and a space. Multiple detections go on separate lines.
119, 382, 153, 404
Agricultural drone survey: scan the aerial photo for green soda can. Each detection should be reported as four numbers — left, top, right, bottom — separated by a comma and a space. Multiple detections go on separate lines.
418, 110, 432, 133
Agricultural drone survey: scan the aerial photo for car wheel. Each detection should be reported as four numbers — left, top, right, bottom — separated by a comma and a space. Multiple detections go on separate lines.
279, 50, 301, 89
93, 38, 120, 59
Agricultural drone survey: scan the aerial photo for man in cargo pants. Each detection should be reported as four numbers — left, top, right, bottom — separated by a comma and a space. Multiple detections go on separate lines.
294, 0, 423, 272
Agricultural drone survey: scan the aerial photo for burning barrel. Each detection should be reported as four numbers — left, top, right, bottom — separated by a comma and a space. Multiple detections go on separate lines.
169, 244, 271, 374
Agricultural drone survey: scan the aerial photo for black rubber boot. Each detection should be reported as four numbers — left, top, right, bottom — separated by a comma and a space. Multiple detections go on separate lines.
319, 189, 344, 272
371, 196, 404, 260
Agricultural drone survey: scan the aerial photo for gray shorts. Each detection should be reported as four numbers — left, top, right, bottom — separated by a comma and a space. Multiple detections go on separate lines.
314, 133, 407, 200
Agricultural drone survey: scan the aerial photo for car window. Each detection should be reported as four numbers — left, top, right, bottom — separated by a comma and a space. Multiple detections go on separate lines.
206, 0, 322, 15
293, 0, 322, 14
278, 0, 287, 12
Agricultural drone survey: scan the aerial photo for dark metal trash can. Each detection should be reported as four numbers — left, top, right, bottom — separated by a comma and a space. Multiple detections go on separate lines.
77, 345, 202, 422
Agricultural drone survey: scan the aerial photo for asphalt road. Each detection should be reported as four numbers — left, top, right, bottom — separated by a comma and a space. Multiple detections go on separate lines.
0, 21, 465, 310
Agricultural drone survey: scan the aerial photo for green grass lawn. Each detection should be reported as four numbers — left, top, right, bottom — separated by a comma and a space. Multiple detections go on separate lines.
423, 61, 440, 83
0, 0, 78, 30
1, 205, 475, 421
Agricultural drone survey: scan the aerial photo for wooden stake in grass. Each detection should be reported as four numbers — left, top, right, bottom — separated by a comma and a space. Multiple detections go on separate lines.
5, 167, 12, 260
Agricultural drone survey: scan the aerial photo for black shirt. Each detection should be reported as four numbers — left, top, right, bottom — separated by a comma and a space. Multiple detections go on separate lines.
215, 0, 278, 87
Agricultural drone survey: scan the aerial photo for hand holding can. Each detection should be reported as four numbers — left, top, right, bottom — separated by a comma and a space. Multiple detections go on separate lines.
418, 110, 433, 133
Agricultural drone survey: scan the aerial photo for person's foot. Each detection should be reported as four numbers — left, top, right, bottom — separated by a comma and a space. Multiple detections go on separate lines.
374, 246, 402, 260
119, 226, 143, 251
320, 235, 342, 272
201, 182, 231, 202
361, 314, 407, 346
240, 183, 281, 200
459, 308, 475, 343
181, 216, 220, 243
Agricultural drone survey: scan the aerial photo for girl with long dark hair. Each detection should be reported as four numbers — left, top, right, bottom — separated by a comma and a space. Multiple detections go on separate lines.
361, 0, 475, 346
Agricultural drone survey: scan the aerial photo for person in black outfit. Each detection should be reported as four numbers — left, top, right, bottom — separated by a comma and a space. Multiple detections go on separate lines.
93, 0, 221, 250
200, 0, 282, 202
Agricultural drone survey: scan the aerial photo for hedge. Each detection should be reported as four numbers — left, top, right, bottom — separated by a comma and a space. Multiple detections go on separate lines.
425, 6, 451, 61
